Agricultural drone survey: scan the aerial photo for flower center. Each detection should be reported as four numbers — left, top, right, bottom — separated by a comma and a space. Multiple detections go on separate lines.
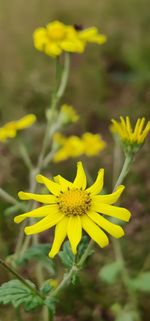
57, 188, 91, 216
48, 25, 66, 41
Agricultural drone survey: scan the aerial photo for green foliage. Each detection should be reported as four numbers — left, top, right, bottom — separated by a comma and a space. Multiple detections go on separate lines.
15, 244, 55, 274
99, 261, 122, 284
130, 272, 150, 293
59, 241, 75, 268
0, 279, 43, 311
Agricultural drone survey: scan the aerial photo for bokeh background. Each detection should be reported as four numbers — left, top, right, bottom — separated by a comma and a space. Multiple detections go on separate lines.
0, 0, 150, 320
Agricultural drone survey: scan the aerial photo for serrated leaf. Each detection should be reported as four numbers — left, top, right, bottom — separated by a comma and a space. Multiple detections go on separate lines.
0, 279, 43, 311
16, 244, 55, 274
59, 241, 74, 268
99, 261, 122, 284
130, 272, 150, 293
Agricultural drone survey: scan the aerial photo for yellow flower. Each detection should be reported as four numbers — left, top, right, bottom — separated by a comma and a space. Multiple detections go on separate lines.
14, 162, 131, 257
77, 26, 107, 45
53, 135, 84, 162
52, 132, 106, 162
82, 132, 106, 156
33, 21, 85, 57
60, 104, 79, 123
111, 116, 150, 150
0, 114, 36, 142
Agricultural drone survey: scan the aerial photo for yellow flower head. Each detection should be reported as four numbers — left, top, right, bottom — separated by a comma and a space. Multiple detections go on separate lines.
52, 132, 106, 162
53, 134, 84, 163
33, 21, 106, 57
60, 104, 79, 124
0, 114, 36, 142
33, 21, 85, 57
14, 162, 131, 257
82, 132, 106, 156
110, 117, 150, 153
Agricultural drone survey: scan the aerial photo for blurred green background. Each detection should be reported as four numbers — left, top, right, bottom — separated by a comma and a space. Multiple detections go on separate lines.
0, 0, 150, 320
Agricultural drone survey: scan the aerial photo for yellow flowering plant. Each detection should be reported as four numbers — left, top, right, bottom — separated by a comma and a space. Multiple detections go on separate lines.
0, 18, 149, 321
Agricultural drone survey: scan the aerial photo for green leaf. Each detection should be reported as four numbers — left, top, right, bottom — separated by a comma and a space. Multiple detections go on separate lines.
0, 279, 43, 311
115, 310, 139, 321
16, 244, 55, 274
130, 272, 150, 293
59, 241, 74, 268
99, 261, 122, 284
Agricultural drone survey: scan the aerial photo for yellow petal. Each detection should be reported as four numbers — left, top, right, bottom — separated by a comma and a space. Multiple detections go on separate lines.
86, 169, 104, 195
91, 203, 131, 222
18, 191, 56, 204
24, 212, 64, 235
15, 115, 36, 130
92, 185, 125, 205
73, 162, 87, 190
67, 215, 82, 254
14, 205, 58, 223
81, 215, 109, 247
88, 211, 124, 238
54, 175, 74, 191
49, 216, 68, 258
61, 40, 85, 53
36, 174, 62, 195
45, 43, 62, 57
78, 27, 97, 40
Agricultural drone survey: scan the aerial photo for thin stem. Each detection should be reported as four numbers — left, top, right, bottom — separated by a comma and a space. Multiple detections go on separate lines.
56, 53, 70, 102
0, 258, 44, 300
78, 240, 94, 267
50, 265, 77, 298
15, 307, 22, 321
114, 154, 133, 190
0, 188, 21, 206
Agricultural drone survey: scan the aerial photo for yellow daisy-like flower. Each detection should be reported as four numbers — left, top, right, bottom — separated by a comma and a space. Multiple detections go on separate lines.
82, 132, 106, 156
111, 117, 150, 151
14, 162, 131, 258
60, 104, 79, 123
33, 21, 85, 57
0, 114, 36, 142
33, 21, 106, 57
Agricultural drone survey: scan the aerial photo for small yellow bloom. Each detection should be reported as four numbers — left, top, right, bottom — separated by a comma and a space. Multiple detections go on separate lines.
33, 21, 106, 57
52, 132, 106, 162
49, 278, 58, 288
82, 132, 106, 156
60, 104, 79, 123
33, 21, 85, 57
53, 134, 84, 163
14, 162, 131, 257
0, 114, 36, 142
111, 116, 150, 149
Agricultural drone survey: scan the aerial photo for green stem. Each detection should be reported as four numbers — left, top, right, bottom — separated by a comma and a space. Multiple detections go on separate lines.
114, 154, 133, 190
15, 307, 22, 321
0, 188, 21, 206
50, 264, 77, 298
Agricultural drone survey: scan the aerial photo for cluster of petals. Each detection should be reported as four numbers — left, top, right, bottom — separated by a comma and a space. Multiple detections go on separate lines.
33, 21, 106, 57
52, 132, 106, 162
111, 116, 150, 145
14, 162, 131, 257
0, 114, 36, 142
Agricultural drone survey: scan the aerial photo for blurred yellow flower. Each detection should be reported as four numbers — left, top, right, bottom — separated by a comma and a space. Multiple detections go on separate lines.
111, 116, 150, 145
14, 162, 131, 257
53, 134, 84, 163
52, 132, 106, 162
0, 114, 36, 142
82, 132, 106, 156
33, 21, 85, 57
60, 104, 79, 123
33, 21, 106, 57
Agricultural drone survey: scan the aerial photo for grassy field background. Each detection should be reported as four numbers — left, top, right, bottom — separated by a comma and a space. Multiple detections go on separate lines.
0, 0, 150, 320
